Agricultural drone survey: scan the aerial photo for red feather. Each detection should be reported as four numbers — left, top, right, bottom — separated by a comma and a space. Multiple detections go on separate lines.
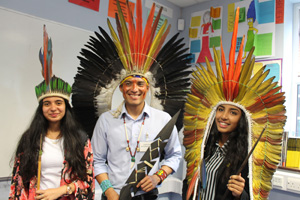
135, 0, 142, 68
186, 170, 199, 200
126, 0, 136, 65
232, 35, 245, 99
43, 25, 48, 85
227, 7, 240, 101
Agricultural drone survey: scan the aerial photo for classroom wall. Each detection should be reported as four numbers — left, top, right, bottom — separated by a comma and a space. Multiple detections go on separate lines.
1, 0, 300, 199
0, 0, 182, 41
0, 0, 182, 177
0, 0, 185, 199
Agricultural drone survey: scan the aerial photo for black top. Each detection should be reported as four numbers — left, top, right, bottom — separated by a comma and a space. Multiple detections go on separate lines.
182, 145, 250, 200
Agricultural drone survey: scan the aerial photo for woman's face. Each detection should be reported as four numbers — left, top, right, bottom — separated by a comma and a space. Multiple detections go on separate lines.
215, 104, 242, 134
204, 12, 210, 23
42, 96, 66, 124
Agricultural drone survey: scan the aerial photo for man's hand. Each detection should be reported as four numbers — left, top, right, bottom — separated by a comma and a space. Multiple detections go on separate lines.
227, 173, 245, 198
136, 175, 160, 192
105, 188, 119, 200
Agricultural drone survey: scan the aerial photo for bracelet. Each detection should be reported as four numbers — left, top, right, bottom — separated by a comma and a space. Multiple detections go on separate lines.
155, 169, 168, 183
66, 184, 72, 195
100, 179, 112, 193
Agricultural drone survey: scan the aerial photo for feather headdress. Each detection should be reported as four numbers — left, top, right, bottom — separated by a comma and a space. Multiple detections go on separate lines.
35, 25, 72, 102
183, 8, 286, 200
72, 0, 192, 137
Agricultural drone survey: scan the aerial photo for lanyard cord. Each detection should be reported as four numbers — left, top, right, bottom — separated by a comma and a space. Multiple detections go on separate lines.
123, 113, 146, 162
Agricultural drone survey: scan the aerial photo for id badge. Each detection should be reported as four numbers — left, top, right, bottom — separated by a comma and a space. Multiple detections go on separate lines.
139, 141, 152, 152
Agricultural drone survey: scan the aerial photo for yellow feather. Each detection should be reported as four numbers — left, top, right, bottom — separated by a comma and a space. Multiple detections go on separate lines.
266, 105, 286, 114
205, 57, 215, 77
213, 46, 223, 82
116, 0, 132, 66
184, 104, 200, 116
143, 19, 168, 72
256, 81, 277, 96
107, 19, 128, 70
247, 68, 269, 91
235, 58, 255, 101
239, 48, 255, 85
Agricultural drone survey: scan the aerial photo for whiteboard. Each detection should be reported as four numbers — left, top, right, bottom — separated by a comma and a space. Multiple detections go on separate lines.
0, 7, 93, 178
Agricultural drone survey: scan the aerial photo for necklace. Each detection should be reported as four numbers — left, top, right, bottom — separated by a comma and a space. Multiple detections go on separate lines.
123, 113, 146, 168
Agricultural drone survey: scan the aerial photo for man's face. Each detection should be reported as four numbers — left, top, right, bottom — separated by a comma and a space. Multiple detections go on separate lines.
119, 76, 149, 108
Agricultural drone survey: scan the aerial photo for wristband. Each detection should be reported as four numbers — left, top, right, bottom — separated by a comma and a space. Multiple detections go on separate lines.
100, 179, 112, 193
155, 169, 168, 183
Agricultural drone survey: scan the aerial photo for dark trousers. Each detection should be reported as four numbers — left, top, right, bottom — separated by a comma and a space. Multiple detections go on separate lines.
101, 188, 158, 200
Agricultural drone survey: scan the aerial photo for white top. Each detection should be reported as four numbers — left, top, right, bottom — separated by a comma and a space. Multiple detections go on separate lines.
40, 136, 64, 190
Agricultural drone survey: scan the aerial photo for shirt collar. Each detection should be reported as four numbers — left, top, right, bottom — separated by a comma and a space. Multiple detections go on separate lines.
120, 102, 151, 120
215, 140, 229, 154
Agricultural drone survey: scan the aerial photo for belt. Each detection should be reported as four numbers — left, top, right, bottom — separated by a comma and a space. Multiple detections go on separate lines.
101, 188, 158, 200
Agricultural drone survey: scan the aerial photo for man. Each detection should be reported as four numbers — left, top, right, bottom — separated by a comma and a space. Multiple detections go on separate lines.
91, 74, 182, 200
71, 0, 191, 199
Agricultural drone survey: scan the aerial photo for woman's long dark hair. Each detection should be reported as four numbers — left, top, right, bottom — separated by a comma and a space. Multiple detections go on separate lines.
14, 99, 87, 190
204, 110, 248, 183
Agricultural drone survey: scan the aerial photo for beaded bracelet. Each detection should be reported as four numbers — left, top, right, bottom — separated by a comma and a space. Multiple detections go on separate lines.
155, 169, 168, 183
100, 179, 112, 193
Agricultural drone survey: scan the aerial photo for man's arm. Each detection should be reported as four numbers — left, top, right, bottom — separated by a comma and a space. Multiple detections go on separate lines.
92, 115, 118, 200
136, 122, 181, 192
160, 125, 182, 173
96, 173, 119, 200
136, 165, 173, 192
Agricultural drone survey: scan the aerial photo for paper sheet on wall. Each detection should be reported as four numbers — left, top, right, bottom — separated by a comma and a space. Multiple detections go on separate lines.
69, 0, 100, 11
189, 6, 223, 64
108, 0, 135, 22
189, 28, 198, 38
230, 0, 275, 58
253, 58, 282, 86
276, 0, 284, 24
148, 11, 167, 34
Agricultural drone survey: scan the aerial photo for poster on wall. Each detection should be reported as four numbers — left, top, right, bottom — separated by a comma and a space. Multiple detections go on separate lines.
145, 0, 173, 18
145, 0, 173, 34
149, 11, 168, 34
229, 0, 276, 58
276, 0, 284, 24
108, 0, 135, 22
254, 58, 282, 86
189, 6, 223, 63
69, 0, 100, 12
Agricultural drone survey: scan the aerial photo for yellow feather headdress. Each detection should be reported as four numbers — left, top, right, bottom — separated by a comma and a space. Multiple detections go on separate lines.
183, 7, 286, 200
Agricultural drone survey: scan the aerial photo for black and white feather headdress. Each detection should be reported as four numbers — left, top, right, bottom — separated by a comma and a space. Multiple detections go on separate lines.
72, 0, 192, 138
